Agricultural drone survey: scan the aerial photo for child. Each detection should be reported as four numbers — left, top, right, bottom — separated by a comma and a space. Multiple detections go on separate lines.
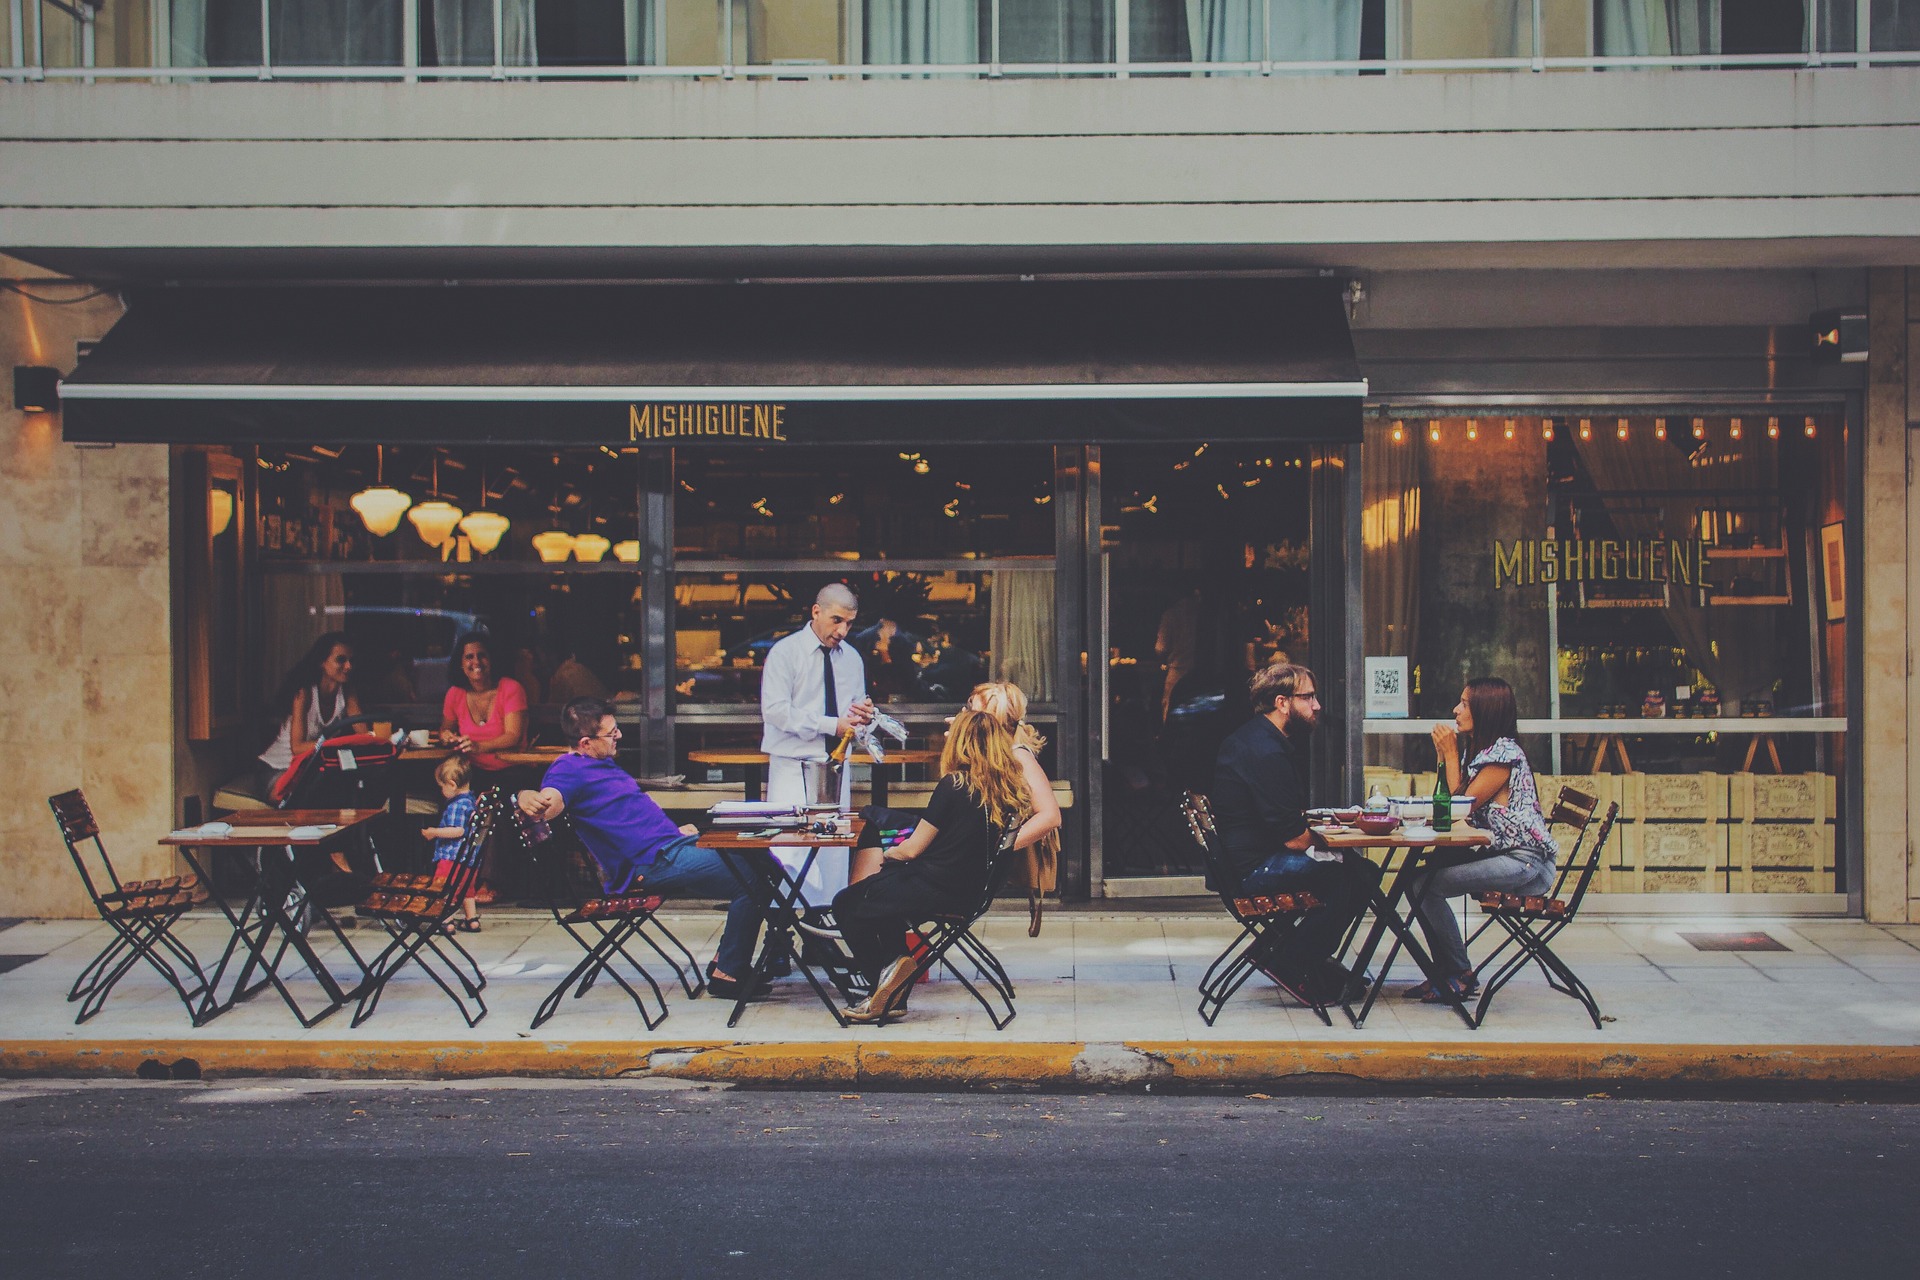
422, 755, 481, 932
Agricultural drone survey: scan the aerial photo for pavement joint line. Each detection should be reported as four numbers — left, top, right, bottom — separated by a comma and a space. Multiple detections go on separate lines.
5, 1040, 1920, 1087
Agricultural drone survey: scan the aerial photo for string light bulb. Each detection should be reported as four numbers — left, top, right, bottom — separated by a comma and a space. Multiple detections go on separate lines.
1466, 418, 1479, 442
1616, 417, 1629, 441
1542, 419, 1555, 441
1503, 418, 1516, 441
1804, 417, 1817, 438
1692, 417, 1707, 440
1391, 419, 1405, 443
1578, 418, 1593, 441
1729, 417, 1743, 440
1766, 416, 1780, 439
1428, 421, 1441, 443
1654, 417, 1668, 441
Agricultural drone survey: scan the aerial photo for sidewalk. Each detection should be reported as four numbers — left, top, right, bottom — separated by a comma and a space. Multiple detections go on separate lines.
3, 910, 1918, 1089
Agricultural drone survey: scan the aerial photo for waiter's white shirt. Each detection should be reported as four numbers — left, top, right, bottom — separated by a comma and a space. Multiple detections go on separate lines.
760, 625, 868, 906
760, 626, 867, 760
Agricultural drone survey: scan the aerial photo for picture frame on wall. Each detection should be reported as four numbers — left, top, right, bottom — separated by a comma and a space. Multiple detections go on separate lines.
1820, 521, 1846, 623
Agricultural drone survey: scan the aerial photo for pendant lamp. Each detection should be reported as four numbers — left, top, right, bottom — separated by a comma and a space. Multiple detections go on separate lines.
571, 532, 611, 563
350, 445, 412, 536
531, 530, 576, 563
407, 452, 464, 547
612, 539, 640, 563
458, 461, 510, 553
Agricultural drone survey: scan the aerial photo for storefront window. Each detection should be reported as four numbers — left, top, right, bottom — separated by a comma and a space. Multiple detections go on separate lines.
1362, 412, 1849, 897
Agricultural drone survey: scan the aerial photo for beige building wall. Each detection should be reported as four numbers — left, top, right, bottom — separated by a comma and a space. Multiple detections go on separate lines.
0, 257, 171, 918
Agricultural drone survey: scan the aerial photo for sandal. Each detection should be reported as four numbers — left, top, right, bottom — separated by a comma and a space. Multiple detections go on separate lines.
1418, 972, 1479, 1004
456, 918, 483, 934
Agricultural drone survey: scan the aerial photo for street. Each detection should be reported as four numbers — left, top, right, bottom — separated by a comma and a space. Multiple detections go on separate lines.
1, 1080, 1912, 1278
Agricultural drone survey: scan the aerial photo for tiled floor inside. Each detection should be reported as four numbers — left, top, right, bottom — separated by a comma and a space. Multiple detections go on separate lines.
3, 909, 1917, 1046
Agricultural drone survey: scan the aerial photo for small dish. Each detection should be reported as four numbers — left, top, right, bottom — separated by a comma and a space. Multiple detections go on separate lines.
1354, 813, 1400, 837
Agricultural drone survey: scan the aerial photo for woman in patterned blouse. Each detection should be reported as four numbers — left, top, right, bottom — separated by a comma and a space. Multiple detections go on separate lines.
1406, 676, 1559, 1004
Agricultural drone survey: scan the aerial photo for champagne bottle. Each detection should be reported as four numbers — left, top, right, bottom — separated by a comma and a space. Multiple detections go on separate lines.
1431, 769, 1452, 834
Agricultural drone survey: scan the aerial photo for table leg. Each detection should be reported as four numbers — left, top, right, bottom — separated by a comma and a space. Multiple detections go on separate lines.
1765, 735, 1783, 774
744, 763, 764, 804
714, 845, 849, 1029
1339, 847, 1478, 1031
1741, 735, 1761, 772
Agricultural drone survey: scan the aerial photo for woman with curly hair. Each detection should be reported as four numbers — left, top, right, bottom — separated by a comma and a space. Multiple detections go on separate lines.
830, 708, 1060, 1023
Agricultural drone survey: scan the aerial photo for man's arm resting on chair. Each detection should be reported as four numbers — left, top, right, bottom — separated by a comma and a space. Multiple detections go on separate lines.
518, 788, 566, 819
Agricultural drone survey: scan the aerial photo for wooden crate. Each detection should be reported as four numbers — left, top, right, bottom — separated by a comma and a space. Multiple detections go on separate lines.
1733, 867, 1837, 893
1535, 774, 1619, 815
1635, 867, 1726, 893
1362, 767, 1413, 799
1625, 822, 1729, 871
1619, 773, 1728, 822
1728, 773, 1837, 823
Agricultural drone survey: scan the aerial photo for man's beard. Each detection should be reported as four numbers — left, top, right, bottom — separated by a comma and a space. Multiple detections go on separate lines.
1285, 706, 1317, 737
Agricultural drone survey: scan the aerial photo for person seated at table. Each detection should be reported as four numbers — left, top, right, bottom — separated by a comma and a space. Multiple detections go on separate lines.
1404, 676, 1559, 1005
830, 709, 1060, 1024
517, 697, 769, 999
254, 631, 362, 800
423, 755, 481, 933
1211, 663, 1381, 1006
441, 633, 530, 903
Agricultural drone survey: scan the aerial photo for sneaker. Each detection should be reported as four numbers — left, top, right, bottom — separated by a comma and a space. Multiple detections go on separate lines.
1252, 957, 1318, 1007
794, 916, 844, 941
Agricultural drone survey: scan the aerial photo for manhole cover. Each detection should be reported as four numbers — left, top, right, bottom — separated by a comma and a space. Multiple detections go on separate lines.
1679, 931, 1789, 952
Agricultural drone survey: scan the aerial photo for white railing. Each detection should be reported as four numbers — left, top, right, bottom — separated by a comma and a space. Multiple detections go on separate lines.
6, 0, 1919, 82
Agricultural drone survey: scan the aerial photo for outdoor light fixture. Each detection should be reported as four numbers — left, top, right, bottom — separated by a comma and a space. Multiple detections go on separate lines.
1391, 419, 1404, 443
1655, 418, 1668, 440
1804, 417, 1818, 438
1767, 416, 1780, 439
458, 509, 510, 554
13, 366, 58, 413
531, 530, 577, 563
1617, 418, 1629, 441
1503, 418, 1516, 440
613, 539, 640, 563
1578, 418, 1592, 441
1465, 419, 1479, 441
1428, 422, 1441, 443
1692, 417, 1707, 440
571, 532, 611, 562
1542, 419, 1555, 441
1730, 417, 1743, 440
350, 445, 412, 537
409, 500, 464, 548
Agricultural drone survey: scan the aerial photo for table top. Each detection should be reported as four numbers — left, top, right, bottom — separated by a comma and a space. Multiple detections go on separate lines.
697, 819, 867, 850
1312, 825, 1492, 851
400, 746, 565, 766
686, 749, 943, 765
161, 809, 385, 847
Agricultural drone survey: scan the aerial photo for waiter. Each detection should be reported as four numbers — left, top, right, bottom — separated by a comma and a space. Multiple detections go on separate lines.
761, 582, 873, 905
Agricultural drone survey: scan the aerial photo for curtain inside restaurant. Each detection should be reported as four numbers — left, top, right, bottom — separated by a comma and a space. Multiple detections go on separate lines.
864, 0, 984, 64
988, 569, 1055, 703
1571, 432, 1780, 708
1361, 422, 1419, 767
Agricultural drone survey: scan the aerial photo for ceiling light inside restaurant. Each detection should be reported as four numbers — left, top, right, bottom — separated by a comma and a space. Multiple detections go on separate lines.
458, 509, 510, 555
350, 445, 412, 536
531, 530, 577, 563
208, 489, 234, 538
1655, 418, 1668, 440
613, 539, 640, 563
1390, 419, 1404, 443
572, 533, 612, 562
409, 499, 464, 548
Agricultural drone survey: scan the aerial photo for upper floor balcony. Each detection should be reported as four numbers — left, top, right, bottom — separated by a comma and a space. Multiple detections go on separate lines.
8, 0, 1919, 82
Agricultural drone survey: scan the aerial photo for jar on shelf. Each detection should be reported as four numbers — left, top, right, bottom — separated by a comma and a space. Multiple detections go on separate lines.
1641, 690, 1667, 718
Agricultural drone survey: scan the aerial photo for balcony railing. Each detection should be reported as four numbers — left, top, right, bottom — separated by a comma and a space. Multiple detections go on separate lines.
6, 1, 1919, 82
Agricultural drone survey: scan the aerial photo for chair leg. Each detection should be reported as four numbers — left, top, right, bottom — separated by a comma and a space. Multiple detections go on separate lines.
630, 914, 706, 999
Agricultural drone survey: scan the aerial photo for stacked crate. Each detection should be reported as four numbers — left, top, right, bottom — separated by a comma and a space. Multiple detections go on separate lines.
1616, 774, 1727, 893
1729, 774, 1837, 893
1533, 775, 1621, 890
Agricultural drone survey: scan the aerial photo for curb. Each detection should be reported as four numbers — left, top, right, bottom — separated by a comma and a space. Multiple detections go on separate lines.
5, 1040, 1920, 1088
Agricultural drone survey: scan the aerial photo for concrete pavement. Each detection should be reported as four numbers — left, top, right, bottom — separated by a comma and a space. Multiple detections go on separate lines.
2, 909, 1918, 1088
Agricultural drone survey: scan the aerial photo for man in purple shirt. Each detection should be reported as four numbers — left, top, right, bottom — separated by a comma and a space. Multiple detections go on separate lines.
518, 697, 767, 998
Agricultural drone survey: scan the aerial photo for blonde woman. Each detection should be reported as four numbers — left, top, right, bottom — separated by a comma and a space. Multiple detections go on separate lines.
831, 709, 1060, 1023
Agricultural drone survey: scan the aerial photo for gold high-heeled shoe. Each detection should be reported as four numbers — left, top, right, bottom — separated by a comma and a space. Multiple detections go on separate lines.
843, 955, 918, 1024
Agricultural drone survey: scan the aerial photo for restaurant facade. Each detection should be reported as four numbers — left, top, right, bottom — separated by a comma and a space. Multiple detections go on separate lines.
3, 38, 1917, 922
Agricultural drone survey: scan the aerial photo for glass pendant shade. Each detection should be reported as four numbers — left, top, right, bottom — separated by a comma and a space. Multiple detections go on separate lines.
207, 489, 234, 537
571, 533, 611, 563
612, 539, 640, 563
408, 500, 464, 547
350, 486, 412, 537
531, 530, 577, 563
458, 509, 510, 554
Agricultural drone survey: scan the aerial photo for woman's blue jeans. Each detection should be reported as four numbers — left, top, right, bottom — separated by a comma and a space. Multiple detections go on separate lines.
1405, 850, 1556, 977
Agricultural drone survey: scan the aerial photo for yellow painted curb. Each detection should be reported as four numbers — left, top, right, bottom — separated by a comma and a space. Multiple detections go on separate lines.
3, 1038, 1918, 1086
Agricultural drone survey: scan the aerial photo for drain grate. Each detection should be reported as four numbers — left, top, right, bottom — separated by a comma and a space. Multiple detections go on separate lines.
1679, 931, 1790, 952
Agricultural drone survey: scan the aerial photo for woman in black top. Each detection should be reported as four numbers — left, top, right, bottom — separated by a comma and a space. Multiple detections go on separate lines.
831, 709, 1060, 1023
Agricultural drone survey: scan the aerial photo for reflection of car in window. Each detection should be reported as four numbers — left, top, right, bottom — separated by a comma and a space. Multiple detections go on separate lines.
322, 606, 487, 705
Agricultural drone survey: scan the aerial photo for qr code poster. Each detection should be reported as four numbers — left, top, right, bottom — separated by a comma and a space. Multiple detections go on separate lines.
1365, 657, 1409, 719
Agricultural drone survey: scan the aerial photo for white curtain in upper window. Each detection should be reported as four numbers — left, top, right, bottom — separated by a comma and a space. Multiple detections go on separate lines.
865, 0, 983, 63
1594, 0, 1716, 56
1180, 0, 1360, 67
432, 0, 538, 65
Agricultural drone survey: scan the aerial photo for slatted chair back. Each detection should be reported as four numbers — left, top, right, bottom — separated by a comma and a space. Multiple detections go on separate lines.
1179, 791, 1232, 898
49, 789, 119, 904
1543, 785, 1601, 900
877, 822, 1030, 1030
1558, 802, 1618, 917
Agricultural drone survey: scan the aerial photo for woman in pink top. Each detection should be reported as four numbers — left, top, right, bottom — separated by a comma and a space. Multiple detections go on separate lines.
438, 633, 529, 773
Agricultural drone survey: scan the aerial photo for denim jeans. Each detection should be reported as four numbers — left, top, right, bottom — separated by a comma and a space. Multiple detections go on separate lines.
643, 835, 764, 979
1240, 851, 1382, 972
1405, 850, 1556, 976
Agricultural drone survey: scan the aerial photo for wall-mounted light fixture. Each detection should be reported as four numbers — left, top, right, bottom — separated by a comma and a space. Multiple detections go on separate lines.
13, 366, 59, 413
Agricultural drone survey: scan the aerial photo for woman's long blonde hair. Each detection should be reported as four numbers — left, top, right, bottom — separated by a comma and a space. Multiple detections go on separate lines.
965, 681, 1057, 856
939, 708, 1032, 834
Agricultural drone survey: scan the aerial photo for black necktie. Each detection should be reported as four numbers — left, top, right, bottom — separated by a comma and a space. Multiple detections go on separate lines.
821, 646, 839, 755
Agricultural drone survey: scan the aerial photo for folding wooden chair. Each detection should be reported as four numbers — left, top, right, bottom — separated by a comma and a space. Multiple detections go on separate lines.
864, 824, 1025, 1029
49, 789, 213, 1025
514, 808, 705, 1032
349, 788, 503, 1028
1179, 791, 1332, 1027
1469, 794, 1620, 1030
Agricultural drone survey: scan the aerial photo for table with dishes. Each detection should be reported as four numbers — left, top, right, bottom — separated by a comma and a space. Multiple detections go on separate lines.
160, 808, 383, 1027
1310, 799, 1495, 1030
685, 749, 944, 805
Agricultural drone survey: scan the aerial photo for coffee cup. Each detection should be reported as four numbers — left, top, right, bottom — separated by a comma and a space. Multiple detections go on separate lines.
408, 728, 433, 748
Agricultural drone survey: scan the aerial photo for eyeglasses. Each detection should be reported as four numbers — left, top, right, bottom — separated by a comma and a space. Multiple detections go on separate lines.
590, 727, 623, 741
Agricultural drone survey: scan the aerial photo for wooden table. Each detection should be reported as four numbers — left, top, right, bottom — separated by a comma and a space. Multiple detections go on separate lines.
1313, 824, 1494, 1031
399, 745, 566, 768
161, 809, 383, 1027
685, 749, 943, 805
697, 820, 867, 1029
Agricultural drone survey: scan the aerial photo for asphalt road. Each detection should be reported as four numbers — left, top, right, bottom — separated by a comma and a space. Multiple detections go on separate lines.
1, 1080, 1913, 1278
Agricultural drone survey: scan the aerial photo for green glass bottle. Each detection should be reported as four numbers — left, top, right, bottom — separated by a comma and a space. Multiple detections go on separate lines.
1431, 769, 1452, 834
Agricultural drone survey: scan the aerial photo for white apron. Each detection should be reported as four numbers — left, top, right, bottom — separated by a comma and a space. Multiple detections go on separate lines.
766, 756, 850, 908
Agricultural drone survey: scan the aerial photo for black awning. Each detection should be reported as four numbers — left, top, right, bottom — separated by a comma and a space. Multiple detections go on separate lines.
60, 278, 1365, 446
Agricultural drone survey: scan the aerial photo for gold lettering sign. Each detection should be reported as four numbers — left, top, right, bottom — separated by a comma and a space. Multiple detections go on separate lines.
1492, 538, 1715, 599
629, 403, 789, 443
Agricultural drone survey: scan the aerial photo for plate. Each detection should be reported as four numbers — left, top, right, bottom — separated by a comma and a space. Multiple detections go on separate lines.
1400, 825, 1438, 840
